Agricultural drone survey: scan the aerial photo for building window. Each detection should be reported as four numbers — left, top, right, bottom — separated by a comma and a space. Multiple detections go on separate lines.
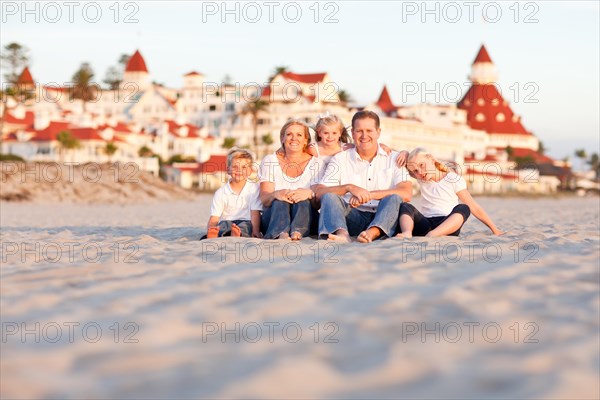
475, 113, 485, 122
209, 105, 216, 111
477, 98, 485, 106
225, 103, 235, 112
496, 113, 505, 122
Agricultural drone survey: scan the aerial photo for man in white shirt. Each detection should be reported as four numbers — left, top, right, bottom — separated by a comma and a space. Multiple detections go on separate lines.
314, 111, 412, 243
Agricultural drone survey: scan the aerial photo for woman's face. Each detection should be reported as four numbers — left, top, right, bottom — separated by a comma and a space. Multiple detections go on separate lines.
283, 124, 308, 153
407, 154, 435, 181
318, 123, 342, 146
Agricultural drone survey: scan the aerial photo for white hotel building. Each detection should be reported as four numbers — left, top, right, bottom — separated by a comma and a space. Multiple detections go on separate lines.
1, 45, 565, 193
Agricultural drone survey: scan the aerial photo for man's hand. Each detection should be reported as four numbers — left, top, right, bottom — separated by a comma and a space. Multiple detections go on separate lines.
349, 196, 362, 208
347, 184, 371, 204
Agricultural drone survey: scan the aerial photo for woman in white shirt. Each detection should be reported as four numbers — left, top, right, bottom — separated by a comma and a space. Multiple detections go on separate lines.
259, 119, 325, 240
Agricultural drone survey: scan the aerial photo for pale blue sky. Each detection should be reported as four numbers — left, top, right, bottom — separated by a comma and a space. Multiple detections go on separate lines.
2, 0, 598, 160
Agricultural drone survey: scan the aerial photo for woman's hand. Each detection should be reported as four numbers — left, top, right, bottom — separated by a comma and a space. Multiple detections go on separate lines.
342, 143, 355, 151
307, 143, 318, 157
252, 231, 263, 238
396, 150, 409, 168
492, 227, 504, 236
273, 189, 293, 203
286, 188, 313, 203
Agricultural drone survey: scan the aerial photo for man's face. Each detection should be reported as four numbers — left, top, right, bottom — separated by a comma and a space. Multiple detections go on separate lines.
352, 117, 381, 155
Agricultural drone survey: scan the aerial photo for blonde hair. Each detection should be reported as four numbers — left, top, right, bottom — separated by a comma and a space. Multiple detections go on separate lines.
408, 147, 451, 174
279, 119, 312, 155
315, 114, 351, 144
226, 148, 254, 170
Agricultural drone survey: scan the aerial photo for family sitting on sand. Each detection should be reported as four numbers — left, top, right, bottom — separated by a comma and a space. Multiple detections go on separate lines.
204, 110, 503, 242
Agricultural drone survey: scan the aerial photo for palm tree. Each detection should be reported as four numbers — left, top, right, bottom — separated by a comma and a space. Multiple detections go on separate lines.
1, 42, 30, 85
222, 137, 237, 149
505, 145, 514, 158
262, 133, 274, 155
138, 145, 153, 157
240, 99, 269, 155
268, 65, 289, 82
575, 149, 587, 172
104, 142, 118, 162
337, 89, 353, 105
56, 131, 80, 161
587, 153, 599, 179
72, 62, 97, 112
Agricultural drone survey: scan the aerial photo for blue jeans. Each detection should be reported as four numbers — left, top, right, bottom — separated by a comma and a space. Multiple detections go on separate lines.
216, 220, 253, 237
318, 193, 402, 239
261, 200, 312, 239
199, 219, 253, 239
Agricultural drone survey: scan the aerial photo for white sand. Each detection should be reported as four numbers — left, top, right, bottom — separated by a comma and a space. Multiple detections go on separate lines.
1, 196, 599, 399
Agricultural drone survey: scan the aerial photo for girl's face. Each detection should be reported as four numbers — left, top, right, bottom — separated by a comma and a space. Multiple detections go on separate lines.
407, 154, 436, 181
318, 123, 342, 146
283, 124, 308, 153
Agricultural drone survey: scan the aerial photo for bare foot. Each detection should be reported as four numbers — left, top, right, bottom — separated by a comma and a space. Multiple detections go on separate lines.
327, 233, 351, 243
207, 226, 219, 239
290, 231, 302, 241
231, 224, 241, 237
278, 232, 290, 240
357, 227, 381, 243
395, 232, 412, 239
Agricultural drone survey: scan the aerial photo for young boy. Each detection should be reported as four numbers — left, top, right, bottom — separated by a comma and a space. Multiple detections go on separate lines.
205, 148, 262, 238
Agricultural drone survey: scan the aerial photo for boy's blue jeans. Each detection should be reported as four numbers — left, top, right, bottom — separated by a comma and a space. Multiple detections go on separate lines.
318, 193, 402, 239
217, 220, 253, 237
261, 199, 312, 239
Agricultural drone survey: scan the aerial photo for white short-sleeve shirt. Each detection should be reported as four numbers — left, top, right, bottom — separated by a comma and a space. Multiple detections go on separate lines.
259, 153, 325, 190
418, 171, 467, 217
319, 146, 410, 212
210, 181, 263, 222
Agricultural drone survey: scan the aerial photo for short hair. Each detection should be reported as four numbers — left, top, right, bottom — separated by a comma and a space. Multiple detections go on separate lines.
279, 119, 312, 155
351, 110, 380, 130
226, 148, 254, 170
315, 114, 351, 144
408, 147, 451, 173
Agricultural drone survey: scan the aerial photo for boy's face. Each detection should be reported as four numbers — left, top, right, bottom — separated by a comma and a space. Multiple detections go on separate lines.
229, 158, 253, 181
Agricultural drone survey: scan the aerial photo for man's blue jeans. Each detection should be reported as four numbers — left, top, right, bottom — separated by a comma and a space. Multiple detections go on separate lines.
318, 193, 402, 239
261, 199, 312, 239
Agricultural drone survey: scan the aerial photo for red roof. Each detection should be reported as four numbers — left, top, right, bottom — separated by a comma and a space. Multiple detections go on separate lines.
125, 50, 149, 73
473, 44, 493, 64
184, 71, 203, 76
458, 84, 530, 135
199, 155, 227, 172
70, 128, 105, 141
281, 72, 326, 84
31, 121, 71, 141
165, 120, 201, 138
511, 147, 554, 164
465, 168, 517, 180
18, 67, 34, 85
376, 85, 397, 115
3, 110, 34, 128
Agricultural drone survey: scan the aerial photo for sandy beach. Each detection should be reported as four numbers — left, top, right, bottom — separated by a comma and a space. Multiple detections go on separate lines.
1, 195, 599, 399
